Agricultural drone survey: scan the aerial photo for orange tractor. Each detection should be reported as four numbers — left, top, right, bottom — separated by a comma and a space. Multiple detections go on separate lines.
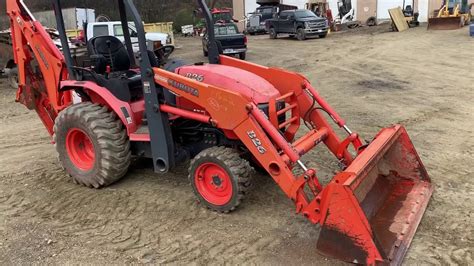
7, 0, 433, 264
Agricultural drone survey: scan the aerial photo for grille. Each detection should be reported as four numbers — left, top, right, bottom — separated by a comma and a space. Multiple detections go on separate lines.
308, 21, 326, 28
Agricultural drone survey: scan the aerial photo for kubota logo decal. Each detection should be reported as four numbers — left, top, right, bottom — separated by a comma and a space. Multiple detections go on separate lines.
247, 130, 266, 154
168, 79, 199, 97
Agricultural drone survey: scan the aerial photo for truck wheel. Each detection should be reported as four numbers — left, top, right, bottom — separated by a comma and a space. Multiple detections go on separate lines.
269, 28, 277, 39
53, 102, 131, 188
239, 52, 246, 60
7, 67, 18, 89
189, 147, 253, 213
203, 48, 208, 57
297, 28, 306, 41
319, 33, 328, 39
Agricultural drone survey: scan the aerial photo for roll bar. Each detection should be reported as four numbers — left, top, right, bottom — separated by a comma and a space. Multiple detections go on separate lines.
197, 0, 220, 64
52, 0, 176, 174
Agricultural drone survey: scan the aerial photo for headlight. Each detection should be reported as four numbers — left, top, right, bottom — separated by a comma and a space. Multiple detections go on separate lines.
325, 20, 329, 27
305, 22, 310, 28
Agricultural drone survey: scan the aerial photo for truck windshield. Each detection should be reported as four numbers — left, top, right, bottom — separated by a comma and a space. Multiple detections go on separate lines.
257, 8, 273, 14
113, 24, 138, 37
295, 10, 317, 18
213, 12, 233, 22
214, 25, 238, 35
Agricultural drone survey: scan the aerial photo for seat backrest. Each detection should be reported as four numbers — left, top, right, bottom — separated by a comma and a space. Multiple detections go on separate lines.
88, 36, 131, 73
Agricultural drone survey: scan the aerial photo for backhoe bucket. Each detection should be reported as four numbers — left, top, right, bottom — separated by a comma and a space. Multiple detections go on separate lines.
428, 17, 464, 30
317, 125, 433, 265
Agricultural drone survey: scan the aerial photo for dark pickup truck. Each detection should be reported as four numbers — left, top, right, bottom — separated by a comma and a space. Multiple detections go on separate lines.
202, 23, 247, 60
266, 9, 329, 41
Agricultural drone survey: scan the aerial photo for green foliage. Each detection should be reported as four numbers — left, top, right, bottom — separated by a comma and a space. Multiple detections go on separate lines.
0, 0, 233, 31
173, 8, 195, 32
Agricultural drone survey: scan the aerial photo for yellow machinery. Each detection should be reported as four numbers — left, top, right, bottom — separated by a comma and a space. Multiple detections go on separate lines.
428, 0, 472, 30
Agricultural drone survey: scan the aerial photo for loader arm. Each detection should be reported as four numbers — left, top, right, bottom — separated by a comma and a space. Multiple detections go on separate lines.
154, 54, 433, 265
6, 0, 71, 135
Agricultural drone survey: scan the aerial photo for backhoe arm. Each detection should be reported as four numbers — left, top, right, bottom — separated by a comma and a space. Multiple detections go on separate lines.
7, 0, 71, 134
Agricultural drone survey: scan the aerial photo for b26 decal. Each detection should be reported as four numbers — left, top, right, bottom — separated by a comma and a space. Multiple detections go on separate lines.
247, 130, 266, 154
185, 73, 204, 82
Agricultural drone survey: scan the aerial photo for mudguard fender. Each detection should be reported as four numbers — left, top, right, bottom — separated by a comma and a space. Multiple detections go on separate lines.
60, 80, 138, 134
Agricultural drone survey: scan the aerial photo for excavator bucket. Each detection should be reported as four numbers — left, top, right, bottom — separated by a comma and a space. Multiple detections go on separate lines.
317, 125, 433, 265
428, 17, 464, 30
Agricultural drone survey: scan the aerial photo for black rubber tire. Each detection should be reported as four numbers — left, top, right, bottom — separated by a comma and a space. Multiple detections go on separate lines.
269, 27, 277, 39
239, 52, 246, 60
296, 28, 306, 41
8, 67, 18, 89
53, 102, 131, 188
189, 147, 253, 213
203, 48, 208, 57
319, 33, 327, 39
366, 16, 377, 27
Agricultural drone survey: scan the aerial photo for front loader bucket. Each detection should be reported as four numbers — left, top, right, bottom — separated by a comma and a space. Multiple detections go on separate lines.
428, 17, 464, 30
317, 125, 433, 265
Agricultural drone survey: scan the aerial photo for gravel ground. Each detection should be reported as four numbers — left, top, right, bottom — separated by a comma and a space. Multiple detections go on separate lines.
0, 24, 473, 264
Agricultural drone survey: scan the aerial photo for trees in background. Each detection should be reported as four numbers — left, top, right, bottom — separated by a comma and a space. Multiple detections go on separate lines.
0, 0, 232, 31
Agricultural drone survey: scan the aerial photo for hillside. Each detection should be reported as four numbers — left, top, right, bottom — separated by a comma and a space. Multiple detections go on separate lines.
0, 0, 233, 30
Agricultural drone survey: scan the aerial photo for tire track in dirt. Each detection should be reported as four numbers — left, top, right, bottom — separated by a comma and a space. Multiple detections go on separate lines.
0, 161, 289, 264
1, 27, 473, 265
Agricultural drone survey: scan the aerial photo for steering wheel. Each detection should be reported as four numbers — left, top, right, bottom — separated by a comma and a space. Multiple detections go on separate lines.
154, 45, 175, 65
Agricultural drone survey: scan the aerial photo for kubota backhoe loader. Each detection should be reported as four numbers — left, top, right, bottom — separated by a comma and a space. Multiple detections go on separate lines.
7, 0, 433, 264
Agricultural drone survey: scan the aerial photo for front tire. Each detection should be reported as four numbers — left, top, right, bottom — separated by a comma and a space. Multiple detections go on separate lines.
53, 102, 131, 188
269, 27, 277, 39
319, 33, 328, 39
189, 147, 253, 213
239, 52, 246, 60
297, 28, 306, 41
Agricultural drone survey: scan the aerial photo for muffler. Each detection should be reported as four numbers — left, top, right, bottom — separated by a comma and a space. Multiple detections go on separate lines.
316, 125, 433, 265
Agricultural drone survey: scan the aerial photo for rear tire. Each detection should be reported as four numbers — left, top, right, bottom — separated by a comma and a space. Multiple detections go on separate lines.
203, 48, 208, 57
269, 27, 277, 39
7, 67, 18, 89
53, 102, 131, 188
296, 28, 306, 41
239, 52, 246, 60
189, 147, 253, 213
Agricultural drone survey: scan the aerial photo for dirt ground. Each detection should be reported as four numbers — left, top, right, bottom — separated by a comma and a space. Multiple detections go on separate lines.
0, 24, 473, 265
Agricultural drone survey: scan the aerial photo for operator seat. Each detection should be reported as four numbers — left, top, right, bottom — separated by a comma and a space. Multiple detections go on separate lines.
86, 36, 159, 102
87, 36, 132, 74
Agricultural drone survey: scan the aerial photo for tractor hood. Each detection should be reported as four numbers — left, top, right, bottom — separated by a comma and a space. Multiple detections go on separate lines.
175, 64, 280, 104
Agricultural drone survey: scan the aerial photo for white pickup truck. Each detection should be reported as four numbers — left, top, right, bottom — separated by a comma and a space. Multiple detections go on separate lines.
86, 21, 173, 52
2, 22, 173, 89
